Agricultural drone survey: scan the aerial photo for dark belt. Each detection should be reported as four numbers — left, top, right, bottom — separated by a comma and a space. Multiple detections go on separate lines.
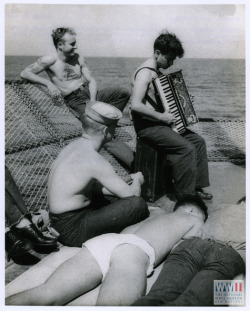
64, 83, 88, 99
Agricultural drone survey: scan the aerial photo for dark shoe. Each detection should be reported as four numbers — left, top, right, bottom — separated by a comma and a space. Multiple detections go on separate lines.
5, 230, 32, 255
12, 223, 57, 248
33, 244, 60, 254
5, 230, 40, 265
195, 188, 213, 200
7, 252, 40, 265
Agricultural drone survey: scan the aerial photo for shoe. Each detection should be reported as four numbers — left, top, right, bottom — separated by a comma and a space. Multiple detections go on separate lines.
7, 252, 41, 265
5, 230, 32, 255
195, 188, 213, 200
12, 223, 57, 248
5, 230, 40, 265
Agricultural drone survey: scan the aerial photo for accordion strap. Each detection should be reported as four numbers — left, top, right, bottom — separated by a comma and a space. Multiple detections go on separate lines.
144, 94, 159, 111
134, 67, 159, 81
134, 67, 162, 111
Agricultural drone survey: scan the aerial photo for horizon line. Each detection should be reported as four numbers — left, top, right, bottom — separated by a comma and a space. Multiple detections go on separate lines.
5, 55, 245, 60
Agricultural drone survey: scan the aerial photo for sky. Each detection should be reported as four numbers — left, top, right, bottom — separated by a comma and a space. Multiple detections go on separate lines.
4, 1, 246, 59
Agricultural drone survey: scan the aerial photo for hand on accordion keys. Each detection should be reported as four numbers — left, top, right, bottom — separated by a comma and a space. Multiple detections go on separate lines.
159, 111, 176, 125
128, 172, 145, 186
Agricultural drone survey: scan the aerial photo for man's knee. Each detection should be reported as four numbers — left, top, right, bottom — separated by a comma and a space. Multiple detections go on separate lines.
128, 196, 149, 214
196, 134, 206, 146
122, 196, 149, 223
113, 87, 130, 111
117, 87, 130, 99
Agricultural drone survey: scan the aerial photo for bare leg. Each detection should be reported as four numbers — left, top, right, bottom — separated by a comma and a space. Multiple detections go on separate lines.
6, 247, 102, 306
97, 244, 149, 306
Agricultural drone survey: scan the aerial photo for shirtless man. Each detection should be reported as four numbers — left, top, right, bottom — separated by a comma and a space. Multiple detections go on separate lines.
6, 195, 207, 306
48, 101, 149, 247
20, 27, 133, 169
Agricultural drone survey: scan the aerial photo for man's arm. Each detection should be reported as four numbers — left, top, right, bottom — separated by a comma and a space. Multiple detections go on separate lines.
131, 70, 175, 125
93, 157, 144, 198
81, 57, 97, 101
20, 55, 61, 97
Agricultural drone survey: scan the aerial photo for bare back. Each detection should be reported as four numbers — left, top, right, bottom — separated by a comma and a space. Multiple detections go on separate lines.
48, 136, 136, 214
134, 212, 204, 265
48, 138, 102, 214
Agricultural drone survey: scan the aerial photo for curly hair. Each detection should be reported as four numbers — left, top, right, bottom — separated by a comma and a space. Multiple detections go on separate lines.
173, 194, 208, 221
154, 30, 184, 58
51, 27, 76, 48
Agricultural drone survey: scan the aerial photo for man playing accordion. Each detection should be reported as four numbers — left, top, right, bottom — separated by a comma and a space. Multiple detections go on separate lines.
131, 30, 212, 201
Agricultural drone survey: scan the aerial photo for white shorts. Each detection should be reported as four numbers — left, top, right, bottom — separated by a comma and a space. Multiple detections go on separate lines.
83, 233, 155, 280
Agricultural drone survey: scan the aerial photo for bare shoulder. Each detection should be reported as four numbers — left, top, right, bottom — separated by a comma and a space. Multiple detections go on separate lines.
169, 212, 204, 229
181, 212, 204, 225
182, 214, 204, 238
22, 54, 57, 74
37, 54, 57, 67
135, 66, 154, 80
91, 152, 118, 177
79, 54, 87, 66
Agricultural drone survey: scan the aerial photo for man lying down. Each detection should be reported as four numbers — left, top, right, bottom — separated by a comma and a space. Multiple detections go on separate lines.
6, 195, 245, 306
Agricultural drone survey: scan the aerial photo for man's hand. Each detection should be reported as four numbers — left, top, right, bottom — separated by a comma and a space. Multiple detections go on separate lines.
160, 111, 176, 125
47, 82, 62, 97
130, 172, 144, 185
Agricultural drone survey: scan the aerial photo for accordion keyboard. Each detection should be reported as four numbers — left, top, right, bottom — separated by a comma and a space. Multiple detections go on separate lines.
154, 75, 186, 134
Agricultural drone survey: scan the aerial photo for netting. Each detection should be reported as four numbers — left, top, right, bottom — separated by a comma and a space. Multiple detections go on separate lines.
115, 120, 245, 163
5, 81, 245, 212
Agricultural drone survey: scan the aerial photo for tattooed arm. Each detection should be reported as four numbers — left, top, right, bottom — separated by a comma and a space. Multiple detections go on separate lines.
20, 55, 61, 96
81, 57, 97, 101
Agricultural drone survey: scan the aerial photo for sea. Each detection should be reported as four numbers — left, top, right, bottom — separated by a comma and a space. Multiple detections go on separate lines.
5, 56, 245, 120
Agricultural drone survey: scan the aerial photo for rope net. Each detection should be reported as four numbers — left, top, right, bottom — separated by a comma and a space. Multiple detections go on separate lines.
5, 81, 245, 212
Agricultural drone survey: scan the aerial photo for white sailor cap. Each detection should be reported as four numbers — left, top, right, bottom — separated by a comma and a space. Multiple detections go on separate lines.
85, 101, 122, 125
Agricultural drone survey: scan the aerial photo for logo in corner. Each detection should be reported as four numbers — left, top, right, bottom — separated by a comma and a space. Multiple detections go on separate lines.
214, 280, 244, 306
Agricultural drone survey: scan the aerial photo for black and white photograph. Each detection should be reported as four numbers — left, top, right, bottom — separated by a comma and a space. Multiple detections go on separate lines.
1, 0, 248, 308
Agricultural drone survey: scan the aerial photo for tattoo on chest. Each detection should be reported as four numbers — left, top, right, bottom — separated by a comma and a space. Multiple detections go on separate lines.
64, 64, 75, 80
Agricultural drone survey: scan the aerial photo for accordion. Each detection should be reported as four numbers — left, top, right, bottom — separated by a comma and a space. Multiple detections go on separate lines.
153, 70, 198, 134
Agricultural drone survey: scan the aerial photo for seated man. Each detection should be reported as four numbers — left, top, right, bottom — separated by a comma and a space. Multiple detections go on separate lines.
6, 195, 207, 306
132, 197, 246, 306
5, 166, 57, 265
49, 101, 149, 247
131, 30, 212, 200
20, 27, 133, 169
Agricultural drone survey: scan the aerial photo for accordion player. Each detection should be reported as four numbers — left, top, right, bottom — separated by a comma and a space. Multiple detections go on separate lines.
153, 70, 198, 134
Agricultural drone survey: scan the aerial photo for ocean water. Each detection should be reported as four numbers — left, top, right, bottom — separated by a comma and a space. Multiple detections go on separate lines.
5, 56, 245, 119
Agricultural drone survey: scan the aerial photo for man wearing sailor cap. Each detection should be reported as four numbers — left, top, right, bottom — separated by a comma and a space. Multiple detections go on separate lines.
48, 101, 149, 247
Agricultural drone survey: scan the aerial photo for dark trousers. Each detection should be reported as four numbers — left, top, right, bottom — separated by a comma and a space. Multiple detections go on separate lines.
64, 85, 130, 116
65, 86, 134, 169
50, 196, 149, 247
5, 166, 29, 227
137, 125, 210, 197
133, 237, 245, 306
